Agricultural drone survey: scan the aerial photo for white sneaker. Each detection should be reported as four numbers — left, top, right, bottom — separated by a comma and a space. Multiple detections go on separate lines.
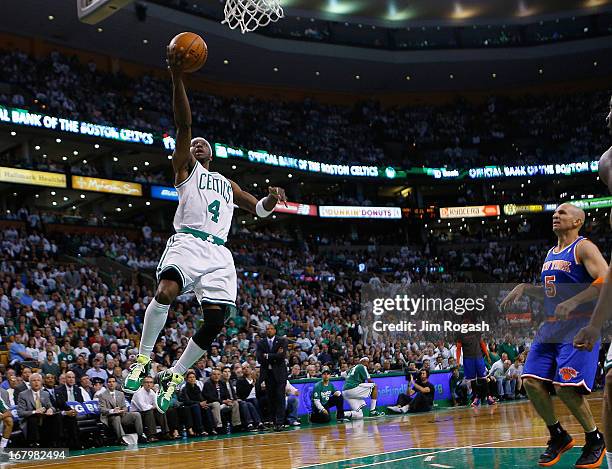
400, 405, 410, 414
388, 405, 402, 413
291, 421, 301, 426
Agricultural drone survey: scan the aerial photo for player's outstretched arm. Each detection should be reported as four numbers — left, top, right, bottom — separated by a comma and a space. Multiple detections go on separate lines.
499, 283, 542, 310
574, 266, 612, 350
230, 181, 287, 216
167, 45, 195, 181
556, 240, 608, 319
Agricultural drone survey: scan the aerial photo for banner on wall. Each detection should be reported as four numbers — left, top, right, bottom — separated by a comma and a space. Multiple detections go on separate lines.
151, 185, 178, 201
0, 166, 66, 188
439, 205, 500, 219
0, 106, 154, 145
72, 176, 142, 196
571, 196, 612, 210
291, 372, 451, 415
274, 202, 318, 216
319, 206, 402, 219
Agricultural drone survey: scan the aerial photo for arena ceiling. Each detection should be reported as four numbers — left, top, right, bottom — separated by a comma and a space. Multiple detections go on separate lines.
1, 0, 612, 93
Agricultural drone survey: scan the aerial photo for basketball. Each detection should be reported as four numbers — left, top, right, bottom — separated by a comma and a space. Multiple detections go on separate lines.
169, 32, 208, 73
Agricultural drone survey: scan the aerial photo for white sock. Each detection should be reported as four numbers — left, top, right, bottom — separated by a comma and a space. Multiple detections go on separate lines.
606, 452, 612, 468
139, 299, 170, 356
170, 338, 205, 376
0, 437, 8, 448
370, 399, 377, 411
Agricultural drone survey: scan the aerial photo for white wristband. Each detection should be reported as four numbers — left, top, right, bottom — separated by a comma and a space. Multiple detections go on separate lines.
256, 198, 274, 218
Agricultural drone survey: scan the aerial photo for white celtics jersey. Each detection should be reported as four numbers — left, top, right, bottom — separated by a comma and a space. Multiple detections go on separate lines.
173, 162, 234, 242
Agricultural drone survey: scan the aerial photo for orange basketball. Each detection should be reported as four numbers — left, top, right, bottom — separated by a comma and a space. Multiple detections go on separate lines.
169, 32, 208, 73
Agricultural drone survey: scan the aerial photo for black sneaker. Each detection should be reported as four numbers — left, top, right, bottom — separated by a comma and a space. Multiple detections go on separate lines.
574, 438, 605, 469
538, 432, 575, 467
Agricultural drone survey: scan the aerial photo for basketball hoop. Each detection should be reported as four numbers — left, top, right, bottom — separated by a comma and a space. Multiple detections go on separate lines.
222, 0, 284, 34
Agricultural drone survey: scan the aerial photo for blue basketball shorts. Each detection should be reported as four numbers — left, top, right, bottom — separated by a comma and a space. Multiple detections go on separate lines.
463, 357, 487, 380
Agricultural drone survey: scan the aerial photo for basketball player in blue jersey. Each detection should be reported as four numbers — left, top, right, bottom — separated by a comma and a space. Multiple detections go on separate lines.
502, 202, 608, 468
573, 95, 612, 469
124, 42, 288, 412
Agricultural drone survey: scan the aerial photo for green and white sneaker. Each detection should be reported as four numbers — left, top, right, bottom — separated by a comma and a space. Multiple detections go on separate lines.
124, 354, 151, 394
370, 410, 385, 417
155, 370, 184, 414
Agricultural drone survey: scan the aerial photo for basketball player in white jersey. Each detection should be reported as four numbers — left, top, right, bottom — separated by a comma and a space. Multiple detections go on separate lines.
124, 43, 287, 413
574, 95, 612, 469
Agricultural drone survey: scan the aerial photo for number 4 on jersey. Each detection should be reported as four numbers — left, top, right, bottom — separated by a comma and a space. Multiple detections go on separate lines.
208, 200, 220, 223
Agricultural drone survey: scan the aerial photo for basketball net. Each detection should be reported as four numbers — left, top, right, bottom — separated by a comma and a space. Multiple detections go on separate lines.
222, 0, 284, 34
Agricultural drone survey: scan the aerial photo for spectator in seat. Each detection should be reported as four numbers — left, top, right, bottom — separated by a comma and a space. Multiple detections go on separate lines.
69, 355, 88, 382
86, 357, 108, 383
193, 358, 208, 381
310, 366, 346, 423
46, 372, 81, 449
449, 366, 468, 406
91, 377, 107, 399
487, 358, 513, 399
236, 363, 264, 429
130, 376, 171, 441
178, 371, 211, 436
289, 364, 302, 380
79, 375, 94, 400
14, 367, 32, 400
5, 375, 19, 406
285, 381, 300, 426
9, 335, 33, 369
203, 368, 241, 433
98, 376, 147, 446
41, 351, 60, 378
506, 357, 524, 398
221, 366, 259, 431
17, 372, 62, 447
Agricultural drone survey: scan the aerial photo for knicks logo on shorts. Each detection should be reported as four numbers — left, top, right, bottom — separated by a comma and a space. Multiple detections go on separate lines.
559, 367, 579, 381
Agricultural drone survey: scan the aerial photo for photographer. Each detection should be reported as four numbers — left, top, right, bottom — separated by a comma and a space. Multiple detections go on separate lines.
389, 369, 435, 414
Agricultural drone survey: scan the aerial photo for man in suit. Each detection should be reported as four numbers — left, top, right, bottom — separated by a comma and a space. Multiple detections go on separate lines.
236, 363, 264, 429
256, 324, 288, 431
54, 371, 82, 449
98, 376, 147, 445
16, 373, 62, 447
202, 368, 241, 433
221, 366, 259, 431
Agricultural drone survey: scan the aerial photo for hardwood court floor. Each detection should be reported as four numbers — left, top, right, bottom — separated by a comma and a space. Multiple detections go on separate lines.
14, 394, 609, 469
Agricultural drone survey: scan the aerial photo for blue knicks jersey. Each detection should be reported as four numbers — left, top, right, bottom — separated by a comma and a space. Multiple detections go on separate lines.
541, 236, 594, 319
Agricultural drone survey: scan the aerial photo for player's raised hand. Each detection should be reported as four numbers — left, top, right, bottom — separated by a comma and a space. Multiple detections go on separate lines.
166, 44, 186, 75
268, 186, 288, 207
573, 324, 600, 351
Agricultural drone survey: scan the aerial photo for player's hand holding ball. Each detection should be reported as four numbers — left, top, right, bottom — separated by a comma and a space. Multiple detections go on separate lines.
167, 32, 208, 75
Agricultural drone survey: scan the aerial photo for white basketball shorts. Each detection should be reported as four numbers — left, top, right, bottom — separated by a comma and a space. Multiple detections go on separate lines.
343, 383, 375, 411
156, 232, 237, 306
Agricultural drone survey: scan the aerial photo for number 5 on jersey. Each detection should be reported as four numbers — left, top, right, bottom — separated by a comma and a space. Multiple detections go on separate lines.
208, 200, 220, 223
544, 275, 556, 297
